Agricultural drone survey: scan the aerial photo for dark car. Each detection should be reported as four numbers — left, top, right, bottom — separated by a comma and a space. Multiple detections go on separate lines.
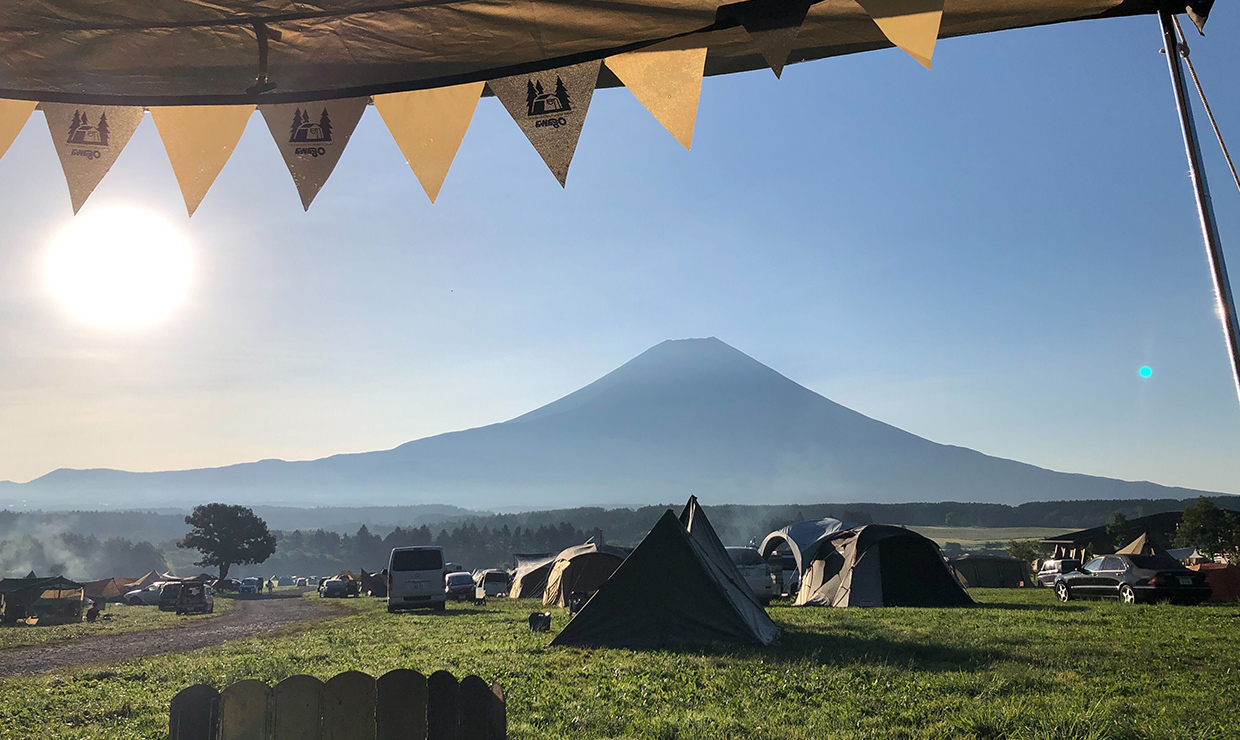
1036, 558, 1081, 588
445, 572, 474, 601
158, 582, 183, 611
175, 583, 215, 615
1054, 554, 1212, 604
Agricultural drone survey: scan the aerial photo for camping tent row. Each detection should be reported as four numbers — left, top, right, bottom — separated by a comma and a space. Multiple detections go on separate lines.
0, 0, 1217, 215
760, 518, 973, 607
0, 575, 85, 625
508, 543, 630, 607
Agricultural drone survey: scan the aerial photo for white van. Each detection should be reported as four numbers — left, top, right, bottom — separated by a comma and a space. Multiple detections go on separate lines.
387, 546, 447, 613
726, 546, 775, 605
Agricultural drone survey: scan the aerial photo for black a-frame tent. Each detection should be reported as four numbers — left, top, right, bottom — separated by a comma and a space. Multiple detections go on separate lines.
551, 496, 780, 649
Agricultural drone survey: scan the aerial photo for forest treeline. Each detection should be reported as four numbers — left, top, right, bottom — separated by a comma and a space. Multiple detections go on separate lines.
264, 521, 602, 575
5, 496, 1236, 578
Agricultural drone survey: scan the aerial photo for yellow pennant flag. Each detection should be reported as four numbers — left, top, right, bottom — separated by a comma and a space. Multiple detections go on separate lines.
0, 99, 37, 161
374, 82, 484, 203
854, 0, 944, 69
42, 103, 145, 214
150, 105, 254, 216
606, 46, 707, 150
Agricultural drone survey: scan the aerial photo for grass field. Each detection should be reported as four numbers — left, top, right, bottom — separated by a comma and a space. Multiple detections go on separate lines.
906, 526, 1067, 550
0, 597, 235, 650
1, 590, 1237, 740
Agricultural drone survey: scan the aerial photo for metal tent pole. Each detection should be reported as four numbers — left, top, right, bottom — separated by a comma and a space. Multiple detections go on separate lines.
1158, 10, 1240, 409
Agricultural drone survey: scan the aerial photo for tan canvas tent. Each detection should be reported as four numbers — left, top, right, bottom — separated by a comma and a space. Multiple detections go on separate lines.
542, 542, 628, 608
509, 553, 556, 599
82, 578, 128, 602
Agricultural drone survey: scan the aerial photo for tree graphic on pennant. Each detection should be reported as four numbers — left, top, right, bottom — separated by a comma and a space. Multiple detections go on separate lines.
553, 77, 572, 111
526, 80, 538, 116
67, 110, 82, 143
290, 109, 303, 141
97, 112, 110, 146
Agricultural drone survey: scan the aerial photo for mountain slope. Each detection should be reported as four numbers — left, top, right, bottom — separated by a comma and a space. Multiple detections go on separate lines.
1, 338, 1225, 509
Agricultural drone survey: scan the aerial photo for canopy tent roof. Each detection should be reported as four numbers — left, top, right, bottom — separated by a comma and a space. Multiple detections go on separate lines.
0, 0, 1199, 106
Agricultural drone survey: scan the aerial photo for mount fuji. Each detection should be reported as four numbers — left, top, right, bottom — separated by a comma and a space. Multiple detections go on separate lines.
0, 338, 1220, 510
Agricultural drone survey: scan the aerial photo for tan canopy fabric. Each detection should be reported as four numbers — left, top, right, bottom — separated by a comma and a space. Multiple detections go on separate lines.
0, 0, 1181, 105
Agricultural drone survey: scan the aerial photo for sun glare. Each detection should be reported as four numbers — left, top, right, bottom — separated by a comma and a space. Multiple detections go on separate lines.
45, 207, 193, 328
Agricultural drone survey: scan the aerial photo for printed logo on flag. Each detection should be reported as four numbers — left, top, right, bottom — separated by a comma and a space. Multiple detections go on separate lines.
66, 110, 110, 160
289, 108, 334, 157
526, 76, 573, 120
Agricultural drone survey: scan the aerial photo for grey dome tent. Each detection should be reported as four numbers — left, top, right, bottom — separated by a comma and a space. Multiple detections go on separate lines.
797, 525, 972, 608
551, 496, 780, 649
759, 517, 855, 576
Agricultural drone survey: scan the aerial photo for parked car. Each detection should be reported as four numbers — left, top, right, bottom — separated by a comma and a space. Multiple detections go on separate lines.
175, 582, 215, 615
476, 569, 510, 598
319, 577, 359, 598
727, 547, 775, 605
1054, 554, 1213, 604
214, 578, 241, 592
123, 582, 166, 606
445, 572, 475, 601
158, 582, 183, 611
295, 577, 308, 587
387, 546, 448, 613
1036, 558, 1081, 588
239, 577, 263, 595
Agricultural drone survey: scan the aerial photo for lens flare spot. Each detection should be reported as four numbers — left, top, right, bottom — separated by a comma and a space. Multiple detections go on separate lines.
1139, 366, 1153, 378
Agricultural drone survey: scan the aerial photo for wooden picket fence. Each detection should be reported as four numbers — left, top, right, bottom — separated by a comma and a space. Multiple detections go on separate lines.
169, 669, 505, 740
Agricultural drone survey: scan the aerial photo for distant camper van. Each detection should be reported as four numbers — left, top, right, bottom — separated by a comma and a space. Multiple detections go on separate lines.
387, 546, 447, 613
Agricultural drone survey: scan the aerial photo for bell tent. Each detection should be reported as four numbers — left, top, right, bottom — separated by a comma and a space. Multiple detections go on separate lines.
552, 497, 780, 648
796, 525, 972, 607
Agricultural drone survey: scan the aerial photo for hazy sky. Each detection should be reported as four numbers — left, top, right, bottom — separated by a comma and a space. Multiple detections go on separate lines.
1, 11, 1238, 496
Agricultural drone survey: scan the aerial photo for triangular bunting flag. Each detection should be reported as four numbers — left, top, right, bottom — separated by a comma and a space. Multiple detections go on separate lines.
150, 105, 254, 216
605, 46, 707, 150
0, 99, 37, 162
373, 82, 484, 203
42, 103, 144, 214
725, 0, 814, 78
488, 60, 601, 186
854, 0, 944, 69
259, 97, 369, 210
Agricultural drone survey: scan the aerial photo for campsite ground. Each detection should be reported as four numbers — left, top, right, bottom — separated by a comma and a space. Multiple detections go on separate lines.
0, 597, 235, 651
1, 590, 1237, 739
905, 526, 1066, 551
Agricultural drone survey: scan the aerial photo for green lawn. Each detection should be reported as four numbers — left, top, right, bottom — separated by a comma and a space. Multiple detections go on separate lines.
906, 526, 1067, 549
1, 590, 1237, 740
0, 597, 235, 650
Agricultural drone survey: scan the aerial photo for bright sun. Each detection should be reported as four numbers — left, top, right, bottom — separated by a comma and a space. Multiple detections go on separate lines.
45, 207, 194, 328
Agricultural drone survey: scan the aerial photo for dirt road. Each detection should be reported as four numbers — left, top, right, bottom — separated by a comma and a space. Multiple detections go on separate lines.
0, 591, 334, 679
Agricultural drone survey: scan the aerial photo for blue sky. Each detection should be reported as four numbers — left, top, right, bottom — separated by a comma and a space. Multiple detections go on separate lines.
0, 10, 1237, 495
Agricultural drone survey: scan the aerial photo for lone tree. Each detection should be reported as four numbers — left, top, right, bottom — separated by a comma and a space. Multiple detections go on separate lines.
178, 503, 277, 581
1175, 497, 1240, 561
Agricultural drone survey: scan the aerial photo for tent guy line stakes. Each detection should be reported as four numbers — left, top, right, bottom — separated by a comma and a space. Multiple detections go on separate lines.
1158, 10, 1240, 410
